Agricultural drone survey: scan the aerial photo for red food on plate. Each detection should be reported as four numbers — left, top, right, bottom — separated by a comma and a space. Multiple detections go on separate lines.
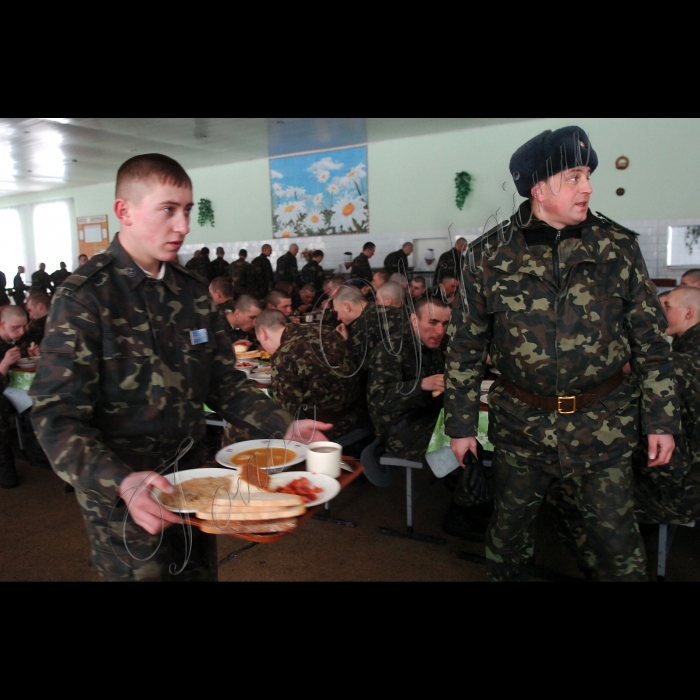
275, 477, 323, 504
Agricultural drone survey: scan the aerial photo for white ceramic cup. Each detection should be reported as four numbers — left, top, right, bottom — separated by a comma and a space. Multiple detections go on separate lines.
306, 442, 342, 478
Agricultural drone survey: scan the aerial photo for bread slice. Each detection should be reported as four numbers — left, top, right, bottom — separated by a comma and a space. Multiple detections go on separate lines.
198, 518, 298, 535
196, 505, 307, 521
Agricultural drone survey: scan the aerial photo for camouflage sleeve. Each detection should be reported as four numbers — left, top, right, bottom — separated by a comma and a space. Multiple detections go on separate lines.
443, 263, 490, 439
29, 291, 136, 502
367, 339, 426, 423
625, 243, 681, 435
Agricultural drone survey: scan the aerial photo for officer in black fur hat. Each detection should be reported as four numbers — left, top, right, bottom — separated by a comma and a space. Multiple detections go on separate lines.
443, 125, 680, 581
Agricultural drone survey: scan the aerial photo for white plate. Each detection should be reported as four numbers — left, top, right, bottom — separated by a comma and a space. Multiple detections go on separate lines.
267, 471, 340, 507
152, 467, 237, 514
16, 358, 39, 368
215, 439, 307, 471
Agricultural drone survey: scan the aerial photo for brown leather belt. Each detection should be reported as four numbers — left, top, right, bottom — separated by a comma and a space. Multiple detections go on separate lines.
500, 372, 624, 414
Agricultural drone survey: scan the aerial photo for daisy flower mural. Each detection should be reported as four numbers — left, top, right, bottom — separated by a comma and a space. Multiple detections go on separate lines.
270, 145, 369, 237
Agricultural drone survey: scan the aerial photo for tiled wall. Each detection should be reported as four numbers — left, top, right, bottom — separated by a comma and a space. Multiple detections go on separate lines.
180, 218, 700, 285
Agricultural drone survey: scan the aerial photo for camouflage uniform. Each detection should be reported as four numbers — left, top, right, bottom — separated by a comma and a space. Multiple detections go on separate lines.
546, 323, 700, 572
383, 249, 409, 276
30, 270, 53, 296
210, 256, 229, 281
215, 300, 237, 348
275, 252, 300, 289
29, 233, 293, 581
351, 253, 373, 286
248, 254, 275, 301
51, 268, 71, 289
436, 247, 462, 284
271, 322, 360, 442
189, 254, 213, 283
12, 273, 28, 307
368, 325, 445, 461
0, 271, 9, 306
229, 258, 251, 298
444, 203, 680, 581
300, 260, 326, 292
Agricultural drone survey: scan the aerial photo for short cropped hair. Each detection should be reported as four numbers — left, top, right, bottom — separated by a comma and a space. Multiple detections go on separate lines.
389, 273, 408, 286
27, 293, 51, 309
116, 153, 192, 200
670, 285, 700, 311
255, 309, 288, 333
413, 296, 450, 318
402, 242, 414, 250
239, 249, 248, 257
273, 281, 294, 295
682, 269, 700, 284
301, 284, 316, 295
412, 276, 426, 288
216, 247, 224, 255
363, 242, 376, 252
312, 250, 324, 259
378, 281, 404, 305
210, 276, 233, 299
373, 270, 390, 286
1, 305, 27, 323
201, 247, 210, 256
265, 290, 291, 308
234, 294, 262, 313
334, 285, 365, 306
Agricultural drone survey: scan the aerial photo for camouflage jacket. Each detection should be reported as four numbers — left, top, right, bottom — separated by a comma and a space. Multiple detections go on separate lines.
210, 256, 229, 281
0, 271, 8, 304
189, 254, 213, 283
229, 258, 251, 297
51, 269, 71, 288
348, 303, 407, 377
436, 247, 462, 283
271, 322, 360, 439
275, 252, 299, 288
249, 255, 275, 300
368, 326, 446, 436
351, 253, 373, 285
383, 249, 409, 276
216, 300, 237, 347
300, 260, 326, 292
30, 270, 53, 295
29, 234, 292, 505
444, 204, 681, 475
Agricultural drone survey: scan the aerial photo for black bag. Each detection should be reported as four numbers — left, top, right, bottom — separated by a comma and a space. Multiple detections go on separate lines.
455, 442, 492, 507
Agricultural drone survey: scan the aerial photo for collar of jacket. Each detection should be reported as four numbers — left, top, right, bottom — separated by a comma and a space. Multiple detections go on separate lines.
674, 322, 700, 354
490, 201, 615, 276
108, 234, 180, 295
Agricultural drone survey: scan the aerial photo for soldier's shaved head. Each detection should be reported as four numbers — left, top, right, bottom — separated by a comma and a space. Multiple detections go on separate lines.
681, 269, 700, 287
0, 305, 27, 324
255, 309, 288, 333
234, 295, 262, 313
377, 281, 404, 307
116, 153, 192, 203
663, 286, 700, 337
334, 285, 365, 307
209, 276, 233, 300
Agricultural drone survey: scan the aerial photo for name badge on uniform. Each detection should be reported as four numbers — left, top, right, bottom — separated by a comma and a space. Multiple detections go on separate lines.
190, 329, 209, 346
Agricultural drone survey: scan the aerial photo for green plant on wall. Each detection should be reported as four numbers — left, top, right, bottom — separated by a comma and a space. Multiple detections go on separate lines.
198, 198, 215, 227
686, 225, 700, 255
455, 172, 473, 210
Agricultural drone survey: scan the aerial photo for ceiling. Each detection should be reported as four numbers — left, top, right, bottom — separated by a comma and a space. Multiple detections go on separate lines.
0, 118, 539, 199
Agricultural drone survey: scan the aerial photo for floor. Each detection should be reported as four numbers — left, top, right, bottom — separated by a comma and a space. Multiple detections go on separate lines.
2, 442, 699, 583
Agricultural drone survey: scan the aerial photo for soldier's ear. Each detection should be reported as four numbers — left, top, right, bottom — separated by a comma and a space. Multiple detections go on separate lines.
114, 198, 132, 225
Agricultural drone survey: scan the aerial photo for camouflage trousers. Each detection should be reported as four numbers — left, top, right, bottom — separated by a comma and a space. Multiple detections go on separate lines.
488, 449, 647, 582
75, 489, 218, 582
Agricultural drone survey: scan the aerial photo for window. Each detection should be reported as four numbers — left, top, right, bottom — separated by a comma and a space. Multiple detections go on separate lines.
0, 207, 24, 279
668, 226, 700, 268
33, 201, 73, 274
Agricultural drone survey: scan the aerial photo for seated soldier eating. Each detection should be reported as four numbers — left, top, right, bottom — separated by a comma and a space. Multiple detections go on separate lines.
255, 310, 361, 443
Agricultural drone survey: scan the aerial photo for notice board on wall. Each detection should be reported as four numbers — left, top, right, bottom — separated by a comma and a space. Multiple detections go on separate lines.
77, 215, 109, 259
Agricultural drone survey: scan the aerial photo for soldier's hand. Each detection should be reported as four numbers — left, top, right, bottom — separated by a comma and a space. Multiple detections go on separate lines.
421, 375, 444, 393
336, 323, 349, 340
119, 471, 182, 535
451, 437, 479, 468
28, 342, 40, 357
0, 346, 22, 374
286, 419, 334, 445
647, 434, 675, 467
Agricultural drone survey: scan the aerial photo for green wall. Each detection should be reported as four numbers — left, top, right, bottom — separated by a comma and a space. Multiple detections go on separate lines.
2, 118, 699, 245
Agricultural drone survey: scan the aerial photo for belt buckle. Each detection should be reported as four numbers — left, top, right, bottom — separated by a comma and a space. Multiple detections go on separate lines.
557, 396, 577, 414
